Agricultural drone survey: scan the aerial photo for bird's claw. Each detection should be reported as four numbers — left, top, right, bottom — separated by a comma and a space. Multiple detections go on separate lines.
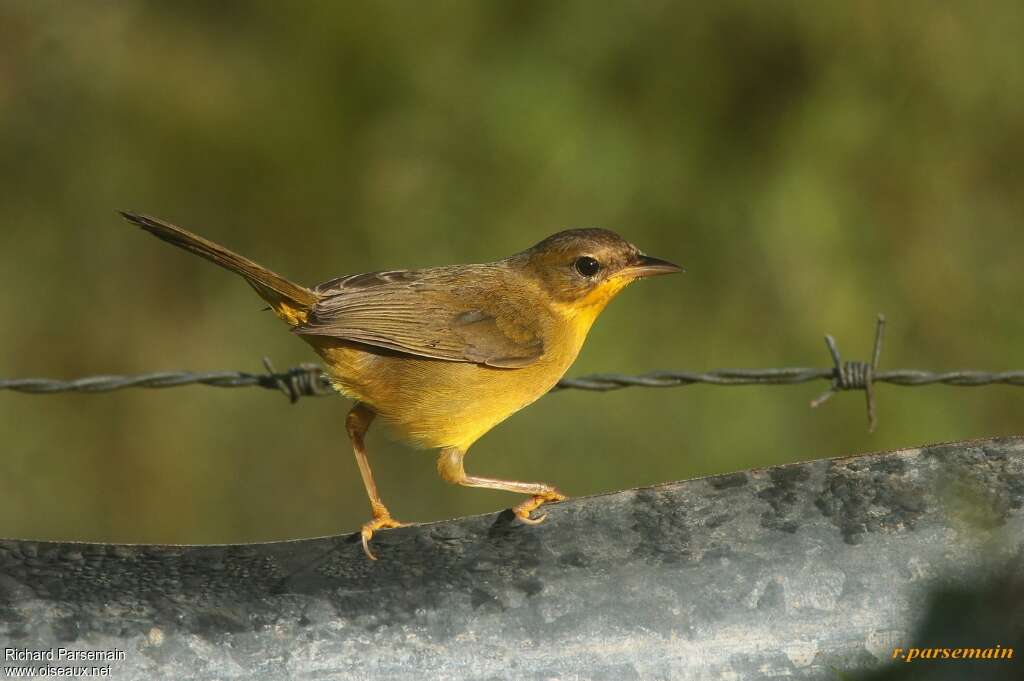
517, 511, 548, 525
512, 490, 566, 525
360, 512, 406, 560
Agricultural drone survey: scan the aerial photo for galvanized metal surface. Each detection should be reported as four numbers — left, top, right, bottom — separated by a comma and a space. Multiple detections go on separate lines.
2, 436, 1022, 680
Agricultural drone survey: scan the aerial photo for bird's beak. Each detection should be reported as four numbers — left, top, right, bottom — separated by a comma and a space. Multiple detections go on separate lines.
621, 254, 684, 278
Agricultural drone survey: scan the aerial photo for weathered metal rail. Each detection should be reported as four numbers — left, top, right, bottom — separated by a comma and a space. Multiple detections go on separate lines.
2, 437, 1022, 680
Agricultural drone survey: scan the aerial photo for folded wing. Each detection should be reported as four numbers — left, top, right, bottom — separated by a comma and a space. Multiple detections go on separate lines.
294, 267, 544, 368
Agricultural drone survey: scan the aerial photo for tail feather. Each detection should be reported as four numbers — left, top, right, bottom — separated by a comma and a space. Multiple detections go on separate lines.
120, 211, 317, 325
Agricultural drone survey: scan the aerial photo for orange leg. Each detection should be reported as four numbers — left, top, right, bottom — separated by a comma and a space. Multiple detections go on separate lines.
346, 403, 405, 560
436, 447, 566, 524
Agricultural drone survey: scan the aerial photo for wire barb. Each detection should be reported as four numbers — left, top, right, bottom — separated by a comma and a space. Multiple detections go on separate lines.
810, 315, 886, 432
4, 315, 1024, 432
259, 358, 334, 403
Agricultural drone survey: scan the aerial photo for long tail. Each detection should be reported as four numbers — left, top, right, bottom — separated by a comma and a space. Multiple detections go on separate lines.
120, 211, 317, 326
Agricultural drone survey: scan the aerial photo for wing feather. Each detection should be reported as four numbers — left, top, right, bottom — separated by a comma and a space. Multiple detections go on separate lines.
294, 266, 544, 367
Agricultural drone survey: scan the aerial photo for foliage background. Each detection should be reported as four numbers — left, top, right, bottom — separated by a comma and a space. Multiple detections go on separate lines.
1, 1, 1021, 543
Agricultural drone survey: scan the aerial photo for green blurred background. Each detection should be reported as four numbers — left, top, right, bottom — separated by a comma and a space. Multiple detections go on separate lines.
1, 1, 1021, 544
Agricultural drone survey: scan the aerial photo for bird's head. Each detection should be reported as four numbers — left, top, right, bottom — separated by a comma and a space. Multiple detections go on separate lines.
514, 228, 682, 322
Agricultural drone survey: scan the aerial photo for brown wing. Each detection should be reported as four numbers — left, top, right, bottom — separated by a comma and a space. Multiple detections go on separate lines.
293, 266, 544, 368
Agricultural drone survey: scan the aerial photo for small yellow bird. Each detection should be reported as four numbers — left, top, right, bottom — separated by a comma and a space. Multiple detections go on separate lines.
120, 212, 681, 558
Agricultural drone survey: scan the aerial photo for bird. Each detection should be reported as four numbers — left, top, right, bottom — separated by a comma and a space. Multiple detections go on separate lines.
119, 211, 682, 558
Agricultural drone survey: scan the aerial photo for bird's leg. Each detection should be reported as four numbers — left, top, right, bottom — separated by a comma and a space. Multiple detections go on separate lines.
436, 447, 566, 524
346, 403, 405, 559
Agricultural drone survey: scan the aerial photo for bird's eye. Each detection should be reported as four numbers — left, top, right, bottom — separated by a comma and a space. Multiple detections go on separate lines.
573, 256, 602, 277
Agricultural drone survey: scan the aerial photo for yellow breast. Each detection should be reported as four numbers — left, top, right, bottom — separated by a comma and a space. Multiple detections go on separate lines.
305, 315, 587, 451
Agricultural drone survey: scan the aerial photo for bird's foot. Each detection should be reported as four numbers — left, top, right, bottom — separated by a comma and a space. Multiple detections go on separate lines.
361, 505, 406, 560
512, 489, 567, 525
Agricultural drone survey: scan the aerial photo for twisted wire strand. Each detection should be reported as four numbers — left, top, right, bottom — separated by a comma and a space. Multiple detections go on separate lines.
3, 315, 1022, 430
4, 367, 1022, 394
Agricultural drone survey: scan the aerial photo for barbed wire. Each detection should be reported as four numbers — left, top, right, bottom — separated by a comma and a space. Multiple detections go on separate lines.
3, 316, 1023, 431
